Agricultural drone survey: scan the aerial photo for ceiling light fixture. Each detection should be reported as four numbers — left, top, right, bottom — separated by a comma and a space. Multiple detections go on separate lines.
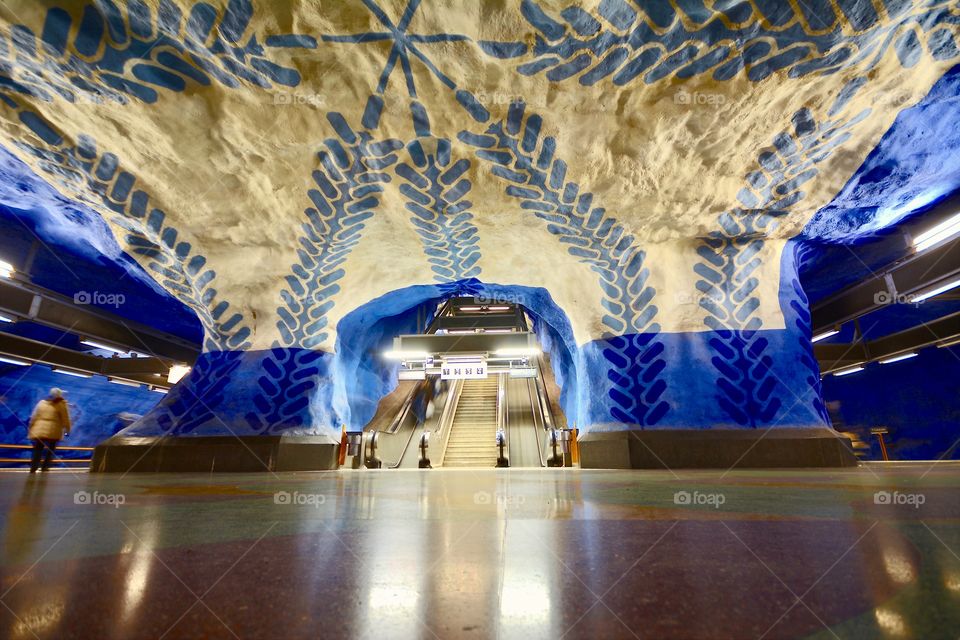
878, 352, 918, 365
53, 368, 92, 378
109, 378, 142, 388
0, 313, 15, 323
0, 260, 14, 279
811, 328, 840, 343
384, 350, 429, 360
913, 212, 960, 253
167, 364, 191, 384
911, 276, 960, 303
0, 355, 30, 366
494, 347, 540, 357
833, 365, 865, 377
80, 339, 129, 355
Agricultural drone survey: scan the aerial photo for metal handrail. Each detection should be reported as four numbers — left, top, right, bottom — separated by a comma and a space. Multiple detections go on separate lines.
524, 376, 547, 467
0, 443, 95, 451
387, 381, 428, 469
497, 373, 509, 466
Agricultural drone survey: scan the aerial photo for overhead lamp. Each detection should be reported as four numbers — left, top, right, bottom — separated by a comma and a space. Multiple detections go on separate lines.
913, 211, 960, 253
150, 387, 168, 394
384, 350, 429, 360
109, 378, 142, 388
484, 328, 513, 334
53, 368, 92, 378
811, 328, 840, 343
0, 260, 13, 279
911, 276, 960, 303
0, 355, 30, 366
167, 364, 191, 384
80, 339, 129, 356
129, 351, 152, 359
878, 352, 918, 365
447, 329, 477, 335
487, 306, 511, 311
494, 347, 540, 357
833, 365, 864, 377
457, 306, 482, 312
0, 312, 15, 323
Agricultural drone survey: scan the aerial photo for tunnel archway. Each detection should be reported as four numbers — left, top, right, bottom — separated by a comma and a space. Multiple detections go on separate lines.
332, 278, 581, 431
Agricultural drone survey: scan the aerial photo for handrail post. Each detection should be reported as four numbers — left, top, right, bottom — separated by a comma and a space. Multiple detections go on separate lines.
418, 432, 432, 469
364, 431, 382, 469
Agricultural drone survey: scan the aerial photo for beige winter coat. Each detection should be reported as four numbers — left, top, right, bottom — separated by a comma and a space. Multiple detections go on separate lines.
28, 399, 71, 440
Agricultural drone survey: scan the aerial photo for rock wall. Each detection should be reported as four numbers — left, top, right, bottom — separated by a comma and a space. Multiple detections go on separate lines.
0, 1, 957, 438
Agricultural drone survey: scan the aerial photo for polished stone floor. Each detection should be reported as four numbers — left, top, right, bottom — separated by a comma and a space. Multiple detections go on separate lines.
0, 463, 958, 639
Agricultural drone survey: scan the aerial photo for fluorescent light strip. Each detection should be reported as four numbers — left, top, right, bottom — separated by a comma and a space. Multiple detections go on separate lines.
0, 355, 30, 366
446, 329, 476, 335
833, 365, 864, 377
0, 313, 14, 323
151, 387, 168, 394
167, 364, 191, 384
0, 260, 13, 279
878, 352, 918, 365
109, 378, 142, 388
911, 276, 960, 302
457, 306, 482, 312
487, 306, 511, 311
811, 329, 840, 343
53, 368, 92, 378
80, 339, 129, 355
483, 328, 513, 333
914, 212, 960, 252
494, 347, 540, 356
384, 350, 429, 360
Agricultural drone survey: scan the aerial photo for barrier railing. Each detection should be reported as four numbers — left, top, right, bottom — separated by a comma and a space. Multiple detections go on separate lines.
0, 443, 94, 466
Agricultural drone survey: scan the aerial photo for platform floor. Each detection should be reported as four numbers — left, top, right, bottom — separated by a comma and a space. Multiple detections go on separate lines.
0, 463, 958, 639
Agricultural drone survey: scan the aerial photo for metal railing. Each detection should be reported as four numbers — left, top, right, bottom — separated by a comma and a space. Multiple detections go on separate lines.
0, 443, 94, 466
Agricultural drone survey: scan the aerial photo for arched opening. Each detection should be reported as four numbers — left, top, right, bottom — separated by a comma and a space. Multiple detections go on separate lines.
333, 279, 580, 467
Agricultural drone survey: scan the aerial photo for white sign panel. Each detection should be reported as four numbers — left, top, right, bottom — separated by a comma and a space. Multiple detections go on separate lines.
441, 360, 488, 380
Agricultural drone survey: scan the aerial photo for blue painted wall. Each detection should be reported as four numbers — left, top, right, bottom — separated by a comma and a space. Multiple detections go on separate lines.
0, 363, 163, 465
822, 346, 960, 460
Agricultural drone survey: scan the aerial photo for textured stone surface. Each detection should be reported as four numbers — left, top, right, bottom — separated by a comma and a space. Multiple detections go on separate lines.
0, 1, 958, 437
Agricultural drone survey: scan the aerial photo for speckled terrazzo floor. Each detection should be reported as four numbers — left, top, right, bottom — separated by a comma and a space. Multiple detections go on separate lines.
1, 463, 958, 640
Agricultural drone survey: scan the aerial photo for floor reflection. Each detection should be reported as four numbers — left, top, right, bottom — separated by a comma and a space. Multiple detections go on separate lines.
0, 464, 957, 639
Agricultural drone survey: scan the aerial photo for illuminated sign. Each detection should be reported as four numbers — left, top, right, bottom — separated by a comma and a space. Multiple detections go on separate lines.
440, 359, 488, 380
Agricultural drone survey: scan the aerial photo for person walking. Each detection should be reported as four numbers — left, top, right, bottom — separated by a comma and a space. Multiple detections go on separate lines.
27, 388, 71, 473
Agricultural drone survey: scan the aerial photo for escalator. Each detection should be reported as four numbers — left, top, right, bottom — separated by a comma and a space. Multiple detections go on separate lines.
442, 377, 500, 467
356, 297, 569, 469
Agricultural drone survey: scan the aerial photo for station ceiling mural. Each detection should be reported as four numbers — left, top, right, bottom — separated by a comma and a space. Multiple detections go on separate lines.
0, 0, 958, 437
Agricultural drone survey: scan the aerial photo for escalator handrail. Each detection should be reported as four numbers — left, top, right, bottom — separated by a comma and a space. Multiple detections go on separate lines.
386, 382, 426, 469
525, 375, 547, 467
497, 372, 509, 464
